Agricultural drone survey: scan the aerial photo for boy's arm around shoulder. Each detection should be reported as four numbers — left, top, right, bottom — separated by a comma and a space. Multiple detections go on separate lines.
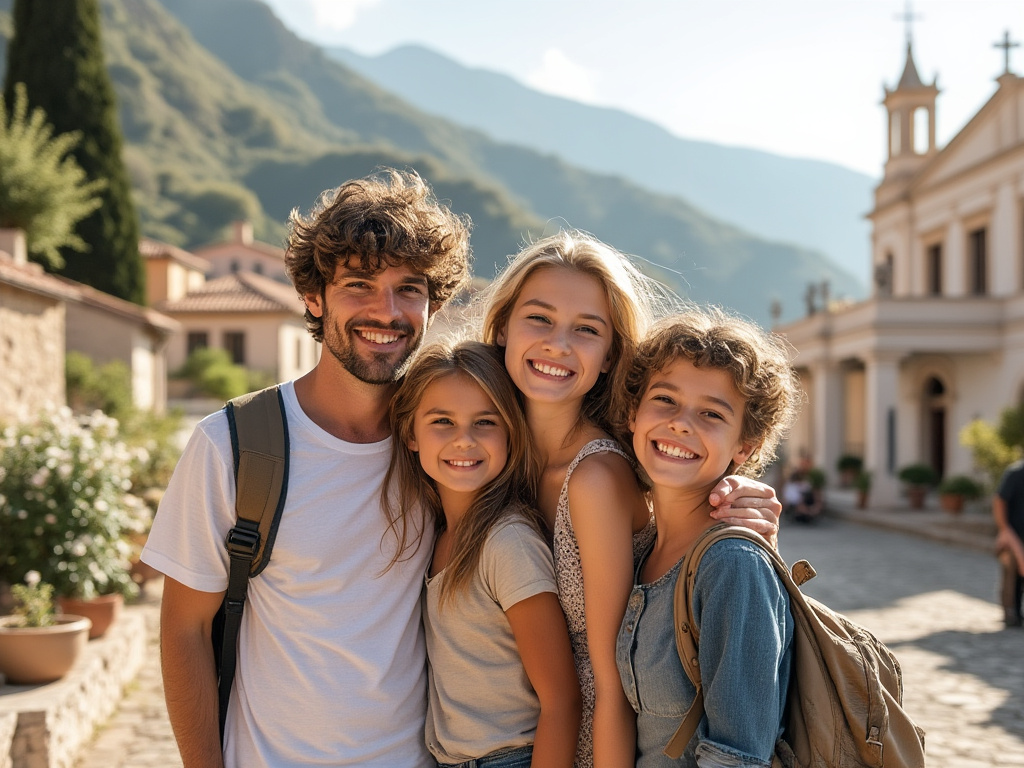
568, 451, 644, 768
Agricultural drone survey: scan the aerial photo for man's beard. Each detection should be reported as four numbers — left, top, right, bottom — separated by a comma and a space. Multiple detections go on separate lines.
323, 315, 423, 385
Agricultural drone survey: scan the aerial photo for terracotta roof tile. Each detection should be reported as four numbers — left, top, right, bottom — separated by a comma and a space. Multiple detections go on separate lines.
140, 238, 211, 273
159, 272, 304, 315
0, 254, 81, 302
52, 275, 180, 334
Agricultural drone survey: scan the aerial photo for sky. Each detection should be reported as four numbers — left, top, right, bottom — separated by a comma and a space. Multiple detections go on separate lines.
259, 0, 1022, 178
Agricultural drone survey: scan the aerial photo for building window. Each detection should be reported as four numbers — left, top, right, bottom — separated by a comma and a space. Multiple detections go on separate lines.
230, 259, 240, 273
969, 227, 987, 295
926, 243, 942, 296
254, 262, 264, 275
187, 331, 208, 356
224, 332, 245, 365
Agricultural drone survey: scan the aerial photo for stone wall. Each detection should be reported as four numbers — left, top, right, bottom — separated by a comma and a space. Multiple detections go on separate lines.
0, 284, 65, 424
0, 612, 146, 768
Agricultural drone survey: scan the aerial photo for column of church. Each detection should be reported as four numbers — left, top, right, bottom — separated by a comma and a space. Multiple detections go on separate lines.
991, 181, 1019, 294
864, 352, 902, 506
810, 362, 844, 482
946, 217, 966, 295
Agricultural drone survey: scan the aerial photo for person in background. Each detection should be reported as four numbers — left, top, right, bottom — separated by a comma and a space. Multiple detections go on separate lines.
994, 460, 1024, 628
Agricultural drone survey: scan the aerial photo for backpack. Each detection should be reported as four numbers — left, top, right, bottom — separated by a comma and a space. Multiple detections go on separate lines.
211, 385, 290, 741
666, 524, 926, 768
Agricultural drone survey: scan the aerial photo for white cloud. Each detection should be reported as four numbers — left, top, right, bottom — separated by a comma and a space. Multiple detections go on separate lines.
306, 0, 381, 33
526, 48, 599, 103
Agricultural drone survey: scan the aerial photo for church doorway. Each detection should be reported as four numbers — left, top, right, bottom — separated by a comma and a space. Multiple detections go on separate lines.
923, 376, 947, 478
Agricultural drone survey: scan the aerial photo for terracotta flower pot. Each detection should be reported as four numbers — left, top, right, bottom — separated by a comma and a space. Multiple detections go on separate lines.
939, 493, 965, 514
0, 615, 92, 684
56, 593, 124, 639
906, 486, 928, 509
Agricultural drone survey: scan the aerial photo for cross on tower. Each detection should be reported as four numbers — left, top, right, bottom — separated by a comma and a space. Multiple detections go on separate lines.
994, 30, 1020, 76
894, 1, 921, 45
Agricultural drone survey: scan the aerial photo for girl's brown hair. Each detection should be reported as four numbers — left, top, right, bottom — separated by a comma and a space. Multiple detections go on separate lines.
619, 307, 802, 477
382, 340, 542, 606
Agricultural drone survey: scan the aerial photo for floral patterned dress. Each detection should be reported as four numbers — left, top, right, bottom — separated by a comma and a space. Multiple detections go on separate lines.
553, 439, 656, 767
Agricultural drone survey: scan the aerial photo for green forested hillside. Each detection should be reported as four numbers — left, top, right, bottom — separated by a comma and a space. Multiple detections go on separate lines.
0, 0, 857, 323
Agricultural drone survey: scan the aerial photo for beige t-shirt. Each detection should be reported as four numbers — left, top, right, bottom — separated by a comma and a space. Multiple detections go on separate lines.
423, 515, 558, 764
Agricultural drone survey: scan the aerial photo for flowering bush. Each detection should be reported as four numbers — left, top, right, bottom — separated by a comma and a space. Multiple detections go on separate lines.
0, 407, 151, 599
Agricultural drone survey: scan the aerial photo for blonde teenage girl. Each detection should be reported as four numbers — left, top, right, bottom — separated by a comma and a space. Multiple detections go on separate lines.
616, 309, 802, 766
384, 340, 581, 768
480, 232, 784, 768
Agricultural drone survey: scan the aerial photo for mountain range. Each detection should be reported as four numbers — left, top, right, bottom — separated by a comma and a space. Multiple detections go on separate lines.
0, 0, 863, 325
330, 44, 877, 288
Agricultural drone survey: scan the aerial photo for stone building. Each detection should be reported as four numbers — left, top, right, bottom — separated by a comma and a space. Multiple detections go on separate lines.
0, 230, 179, 421
779, 34, 1024, 506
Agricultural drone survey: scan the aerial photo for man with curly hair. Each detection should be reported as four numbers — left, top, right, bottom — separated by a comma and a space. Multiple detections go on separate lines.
142, 169, 471, 768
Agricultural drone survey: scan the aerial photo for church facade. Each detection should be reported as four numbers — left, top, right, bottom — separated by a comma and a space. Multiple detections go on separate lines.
779, 36, 1024, 505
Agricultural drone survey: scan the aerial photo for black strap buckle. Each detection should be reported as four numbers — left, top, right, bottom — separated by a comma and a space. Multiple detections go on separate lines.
225, 526, 260, 559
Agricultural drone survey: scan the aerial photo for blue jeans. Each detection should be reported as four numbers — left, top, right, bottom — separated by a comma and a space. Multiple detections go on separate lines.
438, 745, 533, 768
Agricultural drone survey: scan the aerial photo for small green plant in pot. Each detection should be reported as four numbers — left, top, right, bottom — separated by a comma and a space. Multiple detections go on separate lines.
836, 454, 864, 487
897, 463, 939, 509
0, 408, 150, 608
937, 474, 984, 514
854, 470, 872, 508
0, 571, 92, 684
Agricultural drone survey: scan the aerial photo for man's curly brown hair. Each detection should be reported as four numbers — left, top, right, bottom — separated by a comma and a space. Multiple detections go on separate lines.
616, 307, 802, 478
285, 168, 472, 342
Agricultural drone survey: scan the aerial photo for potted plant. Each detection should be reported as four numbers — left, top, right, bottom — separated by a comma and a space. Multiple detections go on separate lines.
897, 463, 939, 509
854, 470, 872, 509
0, 408, 149, 638
836, 454, 864, 487
937, 474, 984, 514
0, 572, 91, 684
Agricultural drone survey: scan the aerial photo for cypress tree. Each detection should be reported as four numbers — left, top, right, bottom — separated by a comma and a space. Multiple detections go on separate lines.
3, 0, 144, 304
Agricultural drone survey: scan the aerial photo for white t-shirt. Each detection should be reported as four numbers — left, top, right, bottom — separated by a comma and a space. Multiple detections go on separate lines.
142, 381, 433, 768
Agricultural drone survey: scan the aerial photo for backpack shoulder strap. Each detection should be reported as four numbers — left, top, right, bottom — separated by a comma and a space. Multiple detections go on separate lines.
217, 384, 289, 740
664, 524, 814, 759
225, 384, 289, 575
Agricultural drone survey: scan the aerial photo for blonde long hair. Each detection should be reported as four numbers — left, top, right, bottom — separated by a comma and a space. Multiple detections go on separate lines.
383, 340, 543, 606
480, 230, 677, 443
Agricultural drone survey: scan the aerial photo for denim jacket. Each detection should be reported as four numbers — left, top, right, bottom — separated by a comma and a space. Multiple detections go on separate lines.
616, 538, 794, 767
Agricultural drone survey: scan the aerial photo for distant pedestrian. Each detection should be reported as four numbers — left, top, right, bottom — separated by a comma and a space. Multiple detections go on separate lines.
994, 460, 1024, 628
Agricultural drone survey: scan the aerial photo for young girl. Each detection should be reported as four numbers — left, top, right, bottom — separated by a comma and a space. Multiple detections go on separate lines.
480, 232, 784, 768
616, 309, 802, 767
384, 339, 581, 768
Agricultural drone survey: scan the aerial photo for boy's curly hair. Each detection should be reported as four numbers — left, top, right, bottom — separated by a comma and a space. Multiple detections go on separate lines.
616, 307, 803, 477
285, 168, 472, 342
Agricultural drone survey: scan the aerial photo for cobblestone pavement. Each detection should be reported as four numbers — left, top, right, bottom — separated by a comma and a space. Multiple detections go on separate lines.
75, 516, 1022, 767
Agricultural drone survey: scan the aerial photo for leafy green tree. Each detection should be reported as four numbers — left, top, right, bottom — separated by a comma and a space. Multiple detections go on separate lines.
961, 416, 1024, 488
4, 0, 144, 303
0, 84, 103, 269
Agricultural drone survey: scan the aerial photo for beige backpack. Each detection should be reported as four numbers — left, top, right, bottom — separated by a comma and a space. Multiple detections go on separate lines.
666, 524, 926, 768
